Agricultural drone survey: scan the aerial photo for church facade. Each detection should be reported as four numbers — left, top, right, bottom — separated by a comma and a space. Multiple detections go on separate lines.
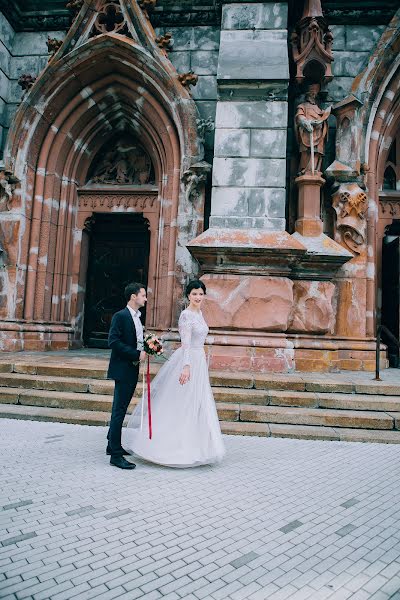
0, 0, 399, 373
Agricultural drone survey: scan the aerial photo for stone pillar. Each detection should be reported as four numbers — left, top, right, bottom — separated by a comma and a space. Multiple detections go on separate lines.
210, 1, 289, 230
295, 174, 324, 236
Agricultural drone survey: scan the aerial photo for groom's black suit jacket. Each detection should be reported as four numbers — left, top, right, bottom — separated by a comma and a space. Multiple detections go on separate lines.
107, 307, 141, 383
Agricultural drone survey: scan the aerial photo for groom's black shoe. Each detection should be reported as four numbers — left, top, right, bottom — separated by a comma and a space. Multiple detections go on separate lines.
106, 445, 130, 456
110, 456, 136, 469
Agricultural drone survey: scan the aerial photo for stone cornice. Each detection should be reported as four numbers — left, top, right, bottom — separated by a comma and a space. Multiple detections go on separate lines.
0, 0, 70, 32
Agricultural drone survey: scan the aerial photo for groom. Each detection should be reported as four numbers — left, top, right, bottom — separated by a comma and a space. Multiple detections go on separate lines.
107, 282, 147, 469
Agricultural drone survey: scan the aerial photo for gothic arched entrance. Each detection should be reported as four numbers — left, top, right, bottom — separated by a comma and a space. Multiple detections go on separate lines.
0, 0, 205, 351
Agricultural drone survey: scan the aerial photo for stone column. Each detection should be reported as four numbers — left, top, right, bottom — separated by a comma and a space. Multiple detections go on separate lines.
210, 1, 289, 231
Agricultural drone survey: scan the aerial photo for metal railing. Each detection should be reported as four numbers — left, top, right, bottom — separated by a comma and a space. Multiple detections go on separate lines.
375, 324, 400, 380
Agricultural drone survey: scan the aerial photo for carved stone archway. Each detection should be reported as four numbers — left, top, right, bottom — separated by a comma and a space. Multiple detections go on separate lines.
350, 8, 400, 336
0, 0, 204, 351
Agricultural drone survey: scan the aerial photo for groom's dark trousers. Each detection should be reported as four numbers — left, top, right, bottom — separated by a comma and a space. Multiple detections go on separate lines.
107, 307, 140, 457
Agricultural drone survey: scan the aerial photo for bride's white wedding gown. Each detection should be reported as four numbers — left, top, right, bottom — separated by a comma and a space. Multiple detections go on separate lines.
125, 309, 225, 467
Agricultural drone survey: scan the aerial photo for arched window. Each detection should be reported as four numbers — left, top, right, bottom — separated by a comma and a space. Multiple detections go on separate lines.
382, 137, 399, 191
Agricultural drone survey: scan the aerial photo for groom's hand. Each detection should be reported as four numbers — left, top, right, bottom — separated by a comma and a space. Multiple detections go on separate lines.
139, 351, 147, 362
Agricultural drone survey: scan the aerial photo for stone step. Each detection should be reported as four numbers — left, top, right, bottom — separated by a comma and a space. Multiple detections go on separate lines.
221, 422, 400, 444
1, 387, 398, 430
239, 404, 396, 430
2, 375, 400, 412
3, 362, 399, 395
2, 404, 400, 444
0, 386, 238, 422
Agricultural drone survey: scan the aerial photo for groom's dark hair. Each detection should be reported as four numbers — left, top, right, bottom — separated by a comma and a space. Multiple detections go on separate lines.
124, 282, 146, 302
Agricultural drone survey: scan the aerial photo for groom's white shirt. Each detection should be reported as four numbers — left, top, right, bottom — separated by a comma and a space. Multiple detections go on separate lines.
127, 305, 144, 350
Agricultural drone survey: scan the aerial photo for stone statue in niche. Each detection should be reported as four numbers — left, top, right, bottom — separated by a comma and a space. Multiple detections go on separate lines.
295, 83, 331, 176
88, 140, 154, 185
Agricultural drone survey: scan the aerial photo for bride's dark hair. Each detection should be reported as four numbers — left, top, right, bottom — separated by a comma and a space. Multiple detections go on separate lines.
185, 279, 206, 298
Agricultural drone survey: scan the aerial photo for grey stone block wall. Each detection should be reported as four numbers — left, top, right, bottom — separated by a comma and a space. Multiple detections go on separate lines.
328, 24, 384, 101
209, 2, 289, 231
155, 25, 220, 152
0, 12, 14, 156
0, 13, 64, 155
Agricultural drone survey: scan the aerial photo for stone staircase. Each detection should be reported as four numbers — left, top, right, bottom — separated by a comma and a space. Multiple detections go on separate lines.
1, 355, 400, 443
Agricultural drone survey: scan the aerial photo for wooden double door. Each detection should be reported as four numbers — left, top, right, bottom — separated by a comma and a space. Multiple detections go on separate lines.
83, 213, 150, 347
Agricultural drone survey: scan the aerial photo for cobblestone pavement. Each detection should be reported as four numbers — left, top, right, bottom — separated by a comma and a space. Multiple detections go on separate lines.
1, 420, 400, 600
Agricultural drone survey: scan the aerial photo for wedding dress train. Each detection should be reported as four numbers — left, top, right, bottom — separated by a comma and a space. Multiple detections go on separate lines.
125, 309, 225, 467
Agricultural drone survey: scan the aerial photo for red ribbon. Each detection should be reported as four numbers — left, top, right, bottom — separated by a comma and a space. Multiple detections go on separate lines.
147, 355, 152, 439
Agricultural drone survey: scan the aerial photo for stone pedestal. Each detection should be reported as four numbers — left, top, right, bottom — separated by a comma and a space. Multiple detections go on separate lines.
295, 173, 324, 236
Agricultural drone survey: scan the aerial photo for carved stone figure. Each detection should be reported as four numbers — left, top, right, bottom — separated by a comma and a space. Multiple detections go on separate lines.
181, 161, 211, 203
155, 32, 173, 51
0, 170, 19, 211
178, 72, 198, 90
332, 183, 368, 254
17, 74, 37, 96
47, 37, 63, 59
196, 116, 214, 146
88, 140, 154, 185
295, 83, 331, 175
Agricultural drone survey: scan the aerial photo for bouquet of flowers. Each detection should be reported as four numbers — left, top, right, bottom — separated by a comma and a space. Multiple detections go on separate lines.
143, 333, 164, 357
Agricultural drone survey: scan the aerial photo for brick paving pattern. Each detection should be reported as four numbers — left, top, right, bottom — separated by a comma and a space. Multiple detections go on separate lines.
1, 419, 400, 599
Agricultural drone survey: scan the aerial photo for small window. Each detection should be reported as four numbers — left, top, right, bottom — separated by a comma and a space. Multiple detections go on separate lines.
383, 165, 396, 190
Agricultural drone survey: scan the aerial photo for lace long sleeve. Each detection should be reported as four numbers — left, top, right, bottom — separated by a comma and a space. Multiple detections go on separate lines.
178, 311, 192, 367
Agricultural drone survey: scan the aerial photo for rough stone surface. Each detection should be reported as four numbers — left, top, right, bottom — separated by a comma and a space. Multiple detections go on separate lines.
288, 281, 336, 334
221, 3, 288, 30
201, 274, 293, 331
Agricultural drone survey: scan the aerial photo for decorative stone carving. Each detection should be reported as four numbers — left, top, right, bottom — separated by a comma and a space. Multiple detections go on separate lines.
139, 0, 157, 17
196, 116, 214, 146
93, 1, 125, 34
325, 95, 364, 181
47, 37, 63, 59
17, 74, 37, 97
79, 194, 157, 210
181, 161, 211, 203
291, 0, 333, 86
87, 140, 155, 185
178, 72, 198, 90
332, 183, 368, 254
150, 8, 220, 27
380, 200, 400, 219
155, 32, 173, 51
295, 83, 331, 176
0, 170, 19, 211
288, 281, 335, 333
66, 0, 83, 17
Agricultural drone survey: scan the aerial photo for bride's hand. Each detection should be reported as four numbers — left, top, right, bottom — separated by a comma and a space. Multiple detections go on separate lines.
179, 366, 190, 385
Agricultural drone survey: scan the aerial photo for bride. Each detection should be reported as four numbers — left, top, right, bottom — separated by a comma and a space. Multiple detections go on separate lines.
125, 279, 225, 467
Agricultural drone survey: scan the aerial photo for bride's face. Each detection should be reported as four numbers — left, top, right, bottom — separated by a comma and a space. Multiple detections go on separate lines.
188, 287, 204, 308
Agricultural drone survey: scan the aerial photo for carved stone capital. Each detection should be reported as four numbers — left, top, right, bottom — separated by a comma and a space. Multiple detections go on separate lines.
332, 182, 368, 254
181, 161, 211, 204
0, 170, 19, 211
